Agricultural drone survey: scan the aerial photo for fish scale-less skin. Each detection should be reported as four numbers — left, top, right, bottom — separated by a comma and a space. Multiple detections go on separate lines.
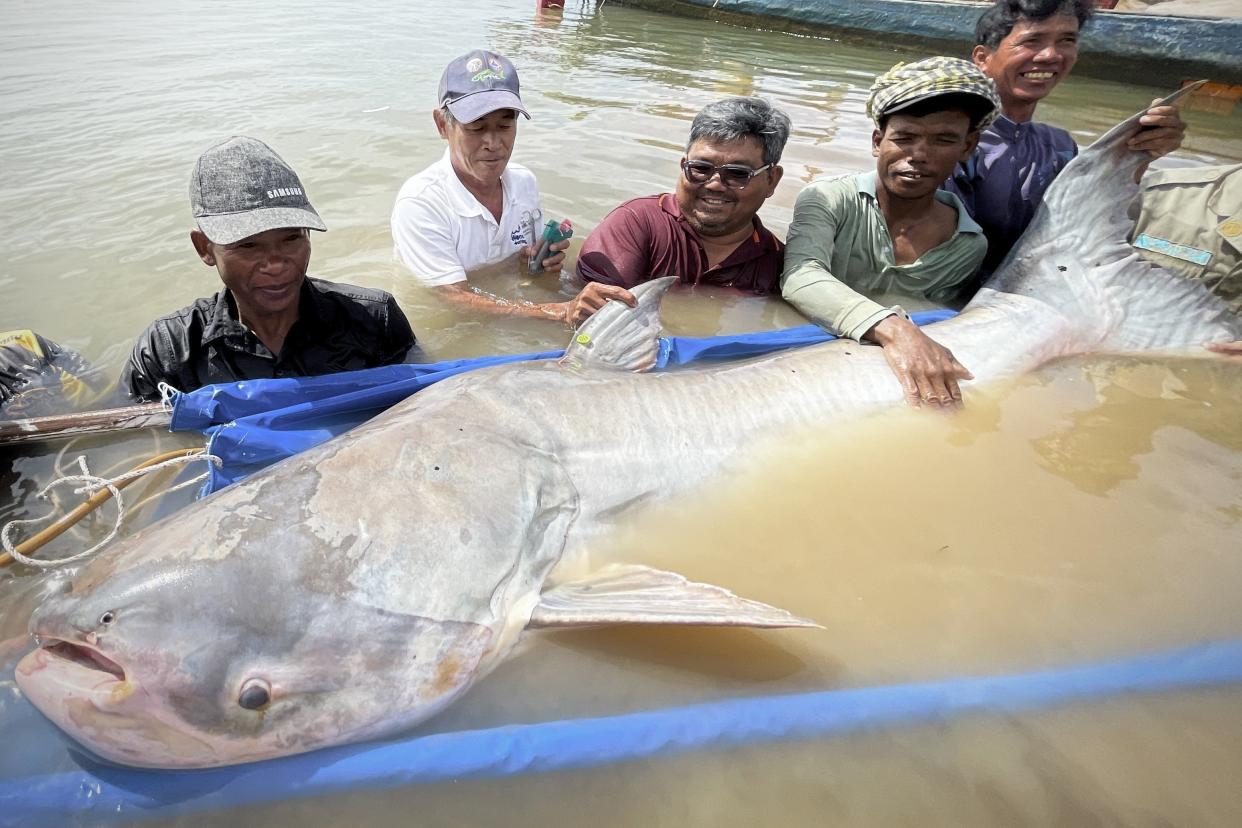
14, 88, 1242, 768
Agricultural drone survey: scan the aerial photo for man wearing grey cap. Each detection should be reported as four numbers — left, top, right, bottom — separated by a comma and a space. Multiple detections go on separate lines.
782, 57, 996, 408
391, 49, 634, 325
122, 137, 417, 401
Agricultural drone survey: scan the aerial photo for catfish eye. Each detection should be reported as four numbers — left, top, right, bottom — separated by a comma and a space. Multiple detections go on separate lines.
238, 679, 271, 711
99, 611, 115, 626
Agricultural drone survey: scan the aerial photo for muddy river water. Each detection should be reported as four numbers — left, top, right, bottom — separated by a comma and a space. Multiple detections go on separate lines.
1, 1, 1241, 825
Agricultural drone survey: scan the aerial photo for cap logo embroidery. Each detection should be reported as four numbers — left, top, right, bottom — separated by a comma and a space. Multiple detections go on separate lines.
472, 69, 506, 83
487, 56, 502, 71
466, 57, 483, 73
267, 187, 304, 199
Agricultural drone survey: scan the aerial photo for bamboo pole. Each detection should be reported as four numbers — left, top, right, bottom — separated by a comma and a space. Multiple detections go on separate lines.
0, 403, 171, 446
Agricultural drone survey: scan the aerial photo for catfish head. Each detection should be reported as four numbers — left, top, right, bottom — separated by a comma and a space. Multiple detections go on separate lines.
15, 547, 493, 769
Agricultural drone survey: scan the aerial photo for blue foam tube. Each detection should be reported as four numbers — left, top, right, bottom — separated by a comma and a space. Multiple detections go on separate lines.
3, 639, 1240, 827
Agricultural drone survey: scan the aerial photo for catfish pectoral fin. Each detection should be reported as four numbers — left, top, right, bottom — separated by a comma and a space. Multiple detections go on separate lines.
528, 563, 822, 629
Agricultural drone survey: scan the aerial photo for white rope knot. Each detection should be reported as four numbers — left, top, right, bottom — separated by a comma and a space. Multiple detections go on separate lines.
156, 381, 180, 411
1, 451, 221, 569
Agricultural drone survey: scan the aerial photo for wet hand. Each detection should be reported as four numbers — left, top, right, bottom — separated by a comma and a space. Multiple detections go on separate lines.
1205, 340, 1242, 357
562, 282, 638, 326
539, 239, 570, 274
867, 315, 973, 408
1128, 101, 1186, 159
522, 240, 570, 275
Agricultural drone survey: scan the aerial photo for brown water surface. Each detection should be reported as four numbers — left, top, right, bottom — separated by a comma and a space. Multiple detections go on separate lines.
1, 1, 1240, 825
147, 354, 1242, 827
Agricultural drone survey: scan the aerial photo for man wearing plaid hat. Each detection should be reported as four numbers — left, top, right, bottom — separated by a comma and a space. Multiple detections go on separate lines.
391, 49, 634, 326
782, 57, 998, 408
122, 137, 417, 402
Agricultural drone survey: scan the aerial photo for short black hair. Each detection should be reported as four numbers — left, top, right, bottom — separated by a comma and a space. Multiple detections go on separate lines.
878, 93, 994, 133
975, 0, 1093, 49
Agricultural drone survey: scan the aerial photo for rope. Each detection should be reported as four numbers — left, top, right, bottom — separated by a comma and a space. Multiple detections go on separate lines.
0, 448, 218, 569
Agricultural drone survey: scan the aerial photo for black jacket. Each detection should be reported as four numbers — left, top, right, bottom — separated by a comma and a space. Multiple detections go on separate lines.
121, 277, 416, 402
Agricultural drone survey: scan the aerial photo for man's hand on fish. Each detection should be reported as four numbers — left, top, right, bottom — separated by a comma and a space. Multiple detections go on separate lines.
1128, 100, 1186, 159
558, 282, 638, 326
867, 314, 973, 408
1205, 340, 1242, 357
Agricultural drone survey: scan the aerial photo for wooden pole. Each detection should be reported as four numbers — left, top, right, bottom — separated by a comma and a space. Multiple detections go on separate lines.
0, 403, 171, 447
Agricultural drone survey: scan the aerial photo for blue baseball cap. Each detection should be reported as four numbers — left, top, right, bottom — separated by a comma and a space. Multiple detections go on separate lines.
437, 50, 530, 123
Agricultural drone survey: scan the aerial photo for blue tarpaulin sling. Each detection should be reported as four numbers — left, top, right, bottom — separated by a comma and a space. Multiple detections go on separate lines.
3, 639, 1241, 827
169, 313, 956, 493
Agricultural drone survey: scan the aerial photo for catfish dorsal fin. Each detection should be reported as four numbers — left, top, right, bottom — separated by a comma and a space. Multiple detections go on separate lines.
988, 81, 1208, 299
529, 563, 821, 629
559, 276, 676, 373
977, 81, 1241, 350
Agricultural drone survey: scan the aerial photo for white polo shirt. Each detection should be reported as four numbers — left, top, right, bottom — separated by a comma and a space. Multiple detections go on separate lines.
390, 151, 543, 287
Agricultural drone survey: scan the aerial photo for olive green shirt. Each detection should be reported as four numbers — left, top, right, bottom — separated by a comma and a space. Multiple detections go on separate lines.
781, 172, 987, 340
1130, 164, 1241, 316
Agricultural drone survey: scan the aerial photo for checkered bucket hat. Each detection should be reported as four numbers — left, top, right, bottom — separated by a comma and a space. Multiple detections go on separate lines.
866, 56, 1001, 130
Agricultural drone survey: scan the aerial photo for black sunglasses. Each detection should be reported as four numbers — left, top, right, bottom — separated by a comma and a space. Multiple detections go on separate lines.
681, 159, 772, 190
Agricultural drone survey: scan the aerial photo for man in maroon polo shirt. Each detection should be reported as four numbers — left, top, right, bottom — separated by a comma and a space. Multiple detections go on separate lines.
577, 97, 790, 293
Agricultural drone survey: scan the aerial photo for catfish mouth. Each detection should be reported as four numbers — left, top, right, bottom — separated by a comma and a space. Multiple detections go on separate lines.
39, 639, 127, 682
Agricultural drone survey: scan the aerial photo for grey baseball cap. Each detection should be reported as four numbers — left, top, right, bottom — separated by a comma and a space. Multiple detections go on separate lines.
189, 136, 327, 245
438, 50, 530, 123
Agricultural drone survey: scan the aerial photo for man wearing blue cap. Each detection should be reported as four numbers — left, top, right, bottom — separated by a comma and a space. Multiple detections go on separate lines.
391, 50, 634, 326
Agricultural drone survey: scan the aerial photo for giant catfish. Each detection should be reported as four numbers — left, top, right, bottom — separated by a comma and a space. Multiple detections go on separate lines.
15, 88, 1241, 768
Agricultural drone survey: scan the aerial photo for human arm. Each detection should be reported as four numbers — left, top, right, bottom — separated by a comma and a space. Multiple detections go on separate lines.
576, 200, 665, 291
432, 280, 635, 326
378, 296, 419, 364
865, 315, 973, 407
1205, 341, 1242, 356
781, 182, 901, 341
781, 181, 974, 407
118, 321, 177, 403
393, 193, 629, 325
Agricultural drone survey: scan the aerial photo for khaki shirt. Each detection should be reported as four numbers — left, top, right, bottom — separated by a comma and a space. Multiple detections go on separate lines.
1130, 164, 1241, 315
781, 172, 986, 340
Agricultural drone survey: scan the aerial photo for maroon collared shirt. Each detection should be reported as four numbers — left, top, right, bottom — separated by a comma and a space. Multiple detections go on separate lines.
576, 194, 784, 293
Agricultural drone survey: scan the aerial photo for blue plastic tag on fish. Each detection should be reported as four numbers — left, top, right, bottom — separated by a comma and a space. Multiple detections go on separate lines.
529, 218, 573, 273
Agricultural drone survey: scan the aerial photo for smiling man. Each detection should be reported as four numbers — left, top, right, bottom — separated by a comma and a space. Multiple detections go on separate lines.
946, 0, 1186, 281
122, 137, 416, 402
782, 58, 999, 407
576, 97, 789, 294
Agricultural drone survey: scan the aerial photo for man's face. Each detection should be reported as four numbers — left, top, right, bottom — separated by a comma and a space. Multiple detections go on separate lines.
436, 108, 517, 186
872, 110, 979, 200
972, 14, 1080, 109
192, 227, 310, 317
675, 136, 782, 238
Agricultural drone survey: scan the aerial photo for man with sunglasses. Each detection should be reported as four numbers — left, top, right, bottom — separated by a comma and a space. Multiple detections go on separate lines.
576, 97, 789, 293
392, 50, 634, 327
782, 58, 999, 408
